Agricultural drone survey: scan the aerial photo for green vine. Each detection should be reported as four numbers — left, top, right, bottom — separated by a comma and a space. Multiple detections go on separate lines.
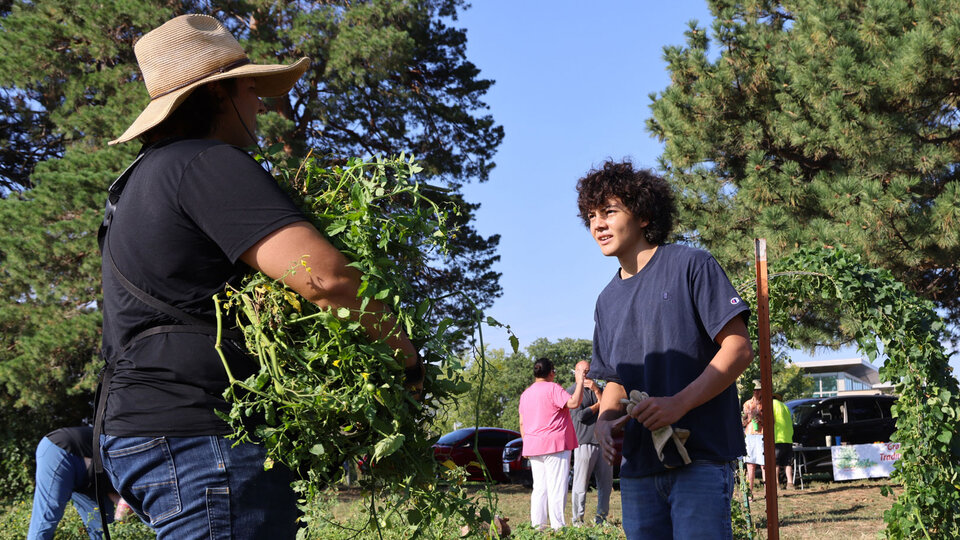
212, 154, 503, 537
736, 246, 960, 537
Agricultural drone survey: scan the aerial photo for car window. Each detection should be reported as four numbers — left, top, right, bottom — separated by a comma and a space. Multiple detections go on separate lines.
490, 432, 510, 446
480, 431, 518, 447
477, 431, 497, 447
846, 399, 881, 421
790, 401, 819, 424
437, 429, 473, 445
818, 402, 844, 424
877, 398, 894, 418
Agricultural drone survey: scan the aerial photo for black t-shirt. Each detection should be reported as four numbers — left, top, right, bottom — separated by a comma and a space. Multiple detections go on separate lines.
590, 244, 750, 477
567, 383, 599, 446
101, 139, 304, 436
46, 426, 95, 495
48, 426, 94, 458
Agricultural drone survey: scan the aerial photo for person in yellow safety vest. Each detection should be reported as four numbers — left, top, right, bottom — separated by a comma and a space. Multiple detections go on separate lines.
771, 393, 795, 489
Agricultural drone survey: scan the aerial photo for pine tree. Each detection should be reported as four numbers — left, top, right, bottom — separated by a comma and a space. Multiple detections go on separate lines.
0, 0, 502, 446
649, 0, 960, 343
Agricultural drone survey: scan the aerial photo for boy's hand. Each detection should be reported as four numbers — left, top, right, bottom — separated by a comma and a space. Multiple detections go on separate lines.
595, 413, 629, 465
629, 394, 687, 432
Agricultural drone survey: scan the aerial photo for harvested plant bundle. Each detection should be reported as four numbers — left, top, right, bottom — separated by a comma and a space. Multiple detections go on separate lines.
214, 155, 492, 535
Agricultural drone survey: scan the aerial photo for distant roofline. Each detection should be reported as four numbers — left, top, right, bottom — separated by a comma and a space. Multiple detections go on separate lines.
794, 358, 877, 369
793, 357, 883, 385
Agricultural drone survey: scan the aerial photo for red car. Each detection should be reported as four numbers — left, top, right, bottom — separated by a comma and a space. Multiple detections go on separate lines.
433, 427, 520, 483
502, 434, 624, 488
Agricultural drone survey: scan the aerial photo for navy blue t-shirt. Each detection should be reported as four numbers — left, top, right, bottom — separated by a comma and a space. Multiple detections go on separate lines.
589, 244, 750, 477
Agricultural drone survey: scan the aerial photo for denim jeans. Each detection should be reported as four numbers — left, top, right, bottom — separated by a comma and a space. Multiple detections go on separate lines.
620, 461, 735, 540
101, 434, 298, 539
28, 437, 112, 540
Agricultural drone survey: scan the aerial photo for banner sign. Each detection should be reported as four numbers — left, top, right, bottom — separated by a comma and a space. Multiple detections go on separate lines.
831, 443, 901, 480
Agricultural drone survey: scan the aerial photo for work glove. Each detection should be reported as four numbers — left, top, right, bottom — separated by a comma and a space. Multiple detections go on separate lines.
621, 390, 692, 468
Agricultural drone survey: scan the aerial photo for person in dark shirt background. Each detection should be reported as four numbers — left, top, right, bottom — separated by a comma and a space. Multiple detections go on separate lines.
567, 360, 613, 526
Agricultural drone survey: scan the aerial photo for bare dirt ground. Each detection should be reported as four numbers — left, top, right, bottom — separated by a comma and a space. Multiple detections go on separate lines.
746, 477, 898, 539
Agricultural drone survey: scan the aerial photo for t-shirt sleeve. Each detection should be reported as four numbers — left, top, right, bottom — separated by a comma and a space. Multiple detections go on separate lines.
589, 304, 621, 384
178, 145, 305, 263
691, 254, 751, 340
552, 383, 572, 409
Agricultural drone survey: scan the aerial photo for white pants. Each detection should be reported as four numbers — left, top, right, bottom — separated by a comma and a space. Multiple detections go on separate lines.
571, 443, 612, 523
529, 450, 571, 530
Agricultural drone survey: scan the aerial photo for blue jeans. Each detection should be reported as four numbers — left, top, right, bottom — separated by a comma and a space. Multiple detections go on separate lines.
101, 434, 298, 539
620, 461, 735, 540
28, 437, 112, 540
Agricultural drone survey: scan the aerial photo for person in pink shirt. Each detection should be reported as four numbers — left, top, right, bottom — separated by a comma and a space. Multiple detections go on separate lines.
518, 358, 588, 530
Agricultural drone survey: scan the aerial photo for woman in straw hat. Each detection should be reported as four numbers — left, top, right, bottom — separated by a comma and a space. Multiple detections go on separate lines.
98, 14, 419, 538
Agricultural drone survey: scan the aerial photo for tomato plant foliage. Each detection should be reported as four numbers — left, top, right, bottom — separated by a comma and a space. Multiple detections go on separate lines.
214, 154, 494, 536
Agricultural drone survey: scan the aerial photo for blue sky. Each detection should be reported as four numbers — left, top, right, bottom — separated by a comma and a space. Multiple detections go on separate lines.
453, 1, 960, 375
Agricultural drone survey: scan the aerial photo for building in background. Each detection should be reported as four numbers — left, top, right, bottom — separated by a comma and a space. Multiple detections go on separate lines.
797, 358, 894, 397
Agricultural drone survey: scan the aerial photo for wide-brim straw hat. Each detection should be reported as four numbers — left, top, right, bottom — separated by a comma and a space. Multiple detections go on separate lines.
110, 14, 310, 145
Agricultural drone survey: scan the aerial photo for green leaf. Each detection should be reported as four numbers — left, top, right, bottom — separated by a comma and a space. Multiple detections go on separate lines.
372, 433, 405, 462
415, 299, 430, 318
325, 221, 347, 236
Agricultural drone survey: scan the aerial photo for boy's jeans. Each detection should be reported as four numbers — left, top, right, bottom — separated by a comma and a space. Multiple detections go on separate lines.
620, 460, 735, 540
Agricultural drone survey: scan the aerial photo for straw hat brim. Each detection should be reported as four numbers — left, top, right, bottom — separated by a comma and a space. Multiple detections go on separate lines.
109, 57, 310, 145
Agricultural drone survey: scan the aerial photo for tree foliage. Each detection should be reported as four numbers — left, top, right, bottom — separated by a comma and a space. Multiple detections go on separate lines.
734, 347, 813, 403
0, 0, 502, 498
442, 337, 593, 434
525, 337, 594, 388
649, 0, 960, 342
436, 347, 530, 434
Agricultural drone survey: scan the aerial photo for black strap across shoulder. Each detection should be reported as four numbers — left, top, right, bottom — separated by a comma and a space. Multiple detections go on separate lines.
92, 147, 242, 538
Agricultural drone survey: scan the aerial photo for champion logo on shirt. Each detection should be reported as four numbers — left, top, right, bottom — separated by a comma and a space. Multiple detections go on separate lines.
730, 297, 741, 305
662, 292, 671, 300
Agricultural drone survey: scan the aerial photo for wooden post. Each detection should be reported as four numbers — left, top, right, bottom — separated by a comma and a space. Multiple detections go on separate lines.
755, 238, 779, 540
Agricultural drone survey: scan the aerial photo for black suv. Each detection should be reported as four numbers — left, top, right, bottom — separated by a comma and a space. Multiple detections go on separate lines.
788, 395, 897, 475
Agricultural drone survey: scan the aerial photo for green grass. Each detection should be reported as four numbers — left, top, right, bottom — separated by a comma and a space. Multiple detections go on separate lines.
0, 496, 154, 539
1, 475, 894, 539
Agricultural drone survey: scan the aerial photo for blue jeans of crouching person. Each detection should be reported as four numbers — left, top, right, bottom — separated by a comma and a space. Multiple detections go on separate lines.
620, 460, 735, 540
28, 437, 112, 540
101, 434, 298, 539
